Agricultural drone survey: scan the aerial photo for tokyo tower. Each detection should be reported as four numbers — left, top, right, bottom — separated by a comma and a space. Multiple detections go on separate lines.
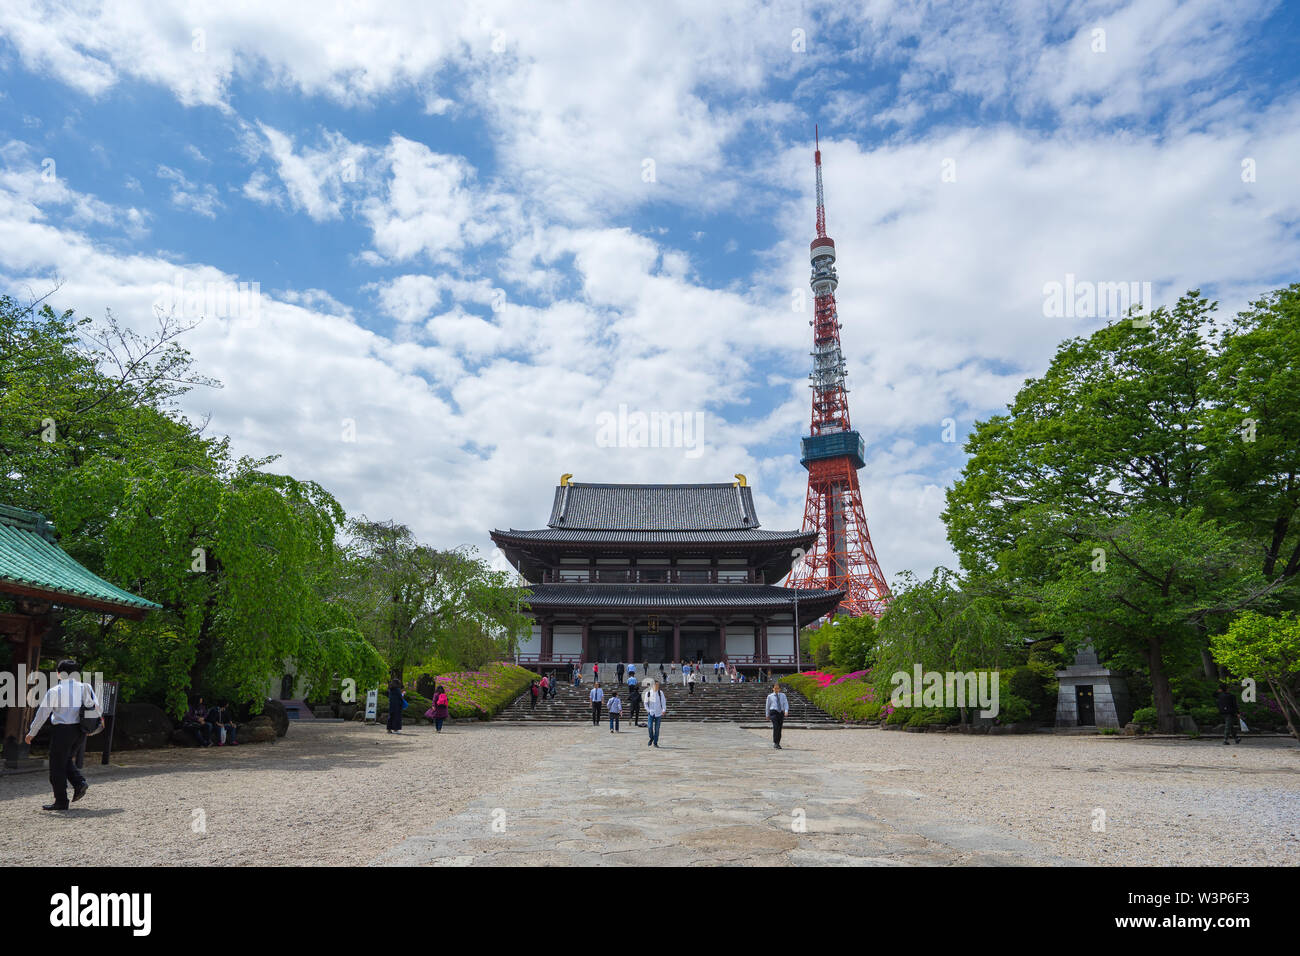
785, 128, 891, 617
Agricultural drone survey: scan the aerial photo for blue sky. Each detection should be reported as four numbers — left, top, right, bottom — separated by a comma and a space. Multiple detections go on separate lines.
2, 0, 1298, 582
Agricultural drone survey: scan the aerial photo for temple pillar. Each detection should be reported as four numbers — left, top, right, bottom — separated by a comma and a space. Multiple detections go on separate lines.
541, 619, 553, 662
759, 617, 768, 663
719, 620, 727, 662
581, 621, 591, 662
672, 618, 681, 663
626, 621, 635, 664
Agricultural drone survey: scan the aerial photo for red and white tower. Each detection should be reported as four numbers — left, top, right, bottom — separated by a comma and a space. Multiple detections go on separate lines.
786, 128, 891, 617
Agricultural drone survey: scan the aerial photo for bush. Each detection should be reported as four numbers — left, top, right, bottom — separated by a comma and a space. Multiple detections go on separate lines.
1132, 705, 1158, 728
828, 615, 876, 671
783, 670, 881, 722
377, 662, 539, 720
994, 692, 1032, 724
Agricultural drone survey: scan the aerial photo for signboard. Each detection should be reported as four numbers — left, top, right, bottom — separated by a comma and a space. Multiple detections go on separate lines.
364, 689, 378, 721
99, 680, 119, 717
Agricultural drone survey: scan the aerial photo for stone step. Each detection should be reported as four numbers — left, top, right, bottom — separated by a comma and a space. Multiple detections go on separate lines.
500, 681, 836, 723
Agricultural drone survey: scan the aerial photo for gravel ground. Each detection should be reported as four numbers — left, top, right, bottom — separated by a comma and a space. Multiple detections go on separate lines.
3, 722, 1296, 866
0, 721, 583, 865
763, 728, 1300, 866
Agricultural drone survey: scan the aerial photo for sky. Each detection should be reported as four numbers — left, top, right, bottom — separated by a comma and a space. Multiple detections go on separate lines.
1, 0, 1298, 587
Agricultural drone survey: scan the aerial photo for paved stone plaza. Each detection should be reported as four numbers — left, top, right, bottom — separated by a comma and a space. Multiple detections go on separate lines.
2, 721, 1296, 866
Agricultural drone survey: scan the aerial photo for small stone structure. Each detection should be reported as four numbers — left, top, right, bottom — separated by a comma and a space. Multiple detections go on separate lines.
1055, 645, 1131, 730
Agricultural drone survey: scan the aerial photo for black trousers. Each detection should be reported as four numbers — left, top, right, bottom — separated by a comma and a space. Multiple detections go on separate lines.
1223, 714, 1240, 741
770, 712, 785, 746
591, 702, 602, 725
629, 700, 641, 725
48, 723, 87, 806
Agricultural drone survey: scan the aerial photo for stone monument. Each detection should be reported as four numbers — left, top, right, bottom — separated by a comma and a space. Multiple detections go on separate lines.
1055, 644, 1131, 729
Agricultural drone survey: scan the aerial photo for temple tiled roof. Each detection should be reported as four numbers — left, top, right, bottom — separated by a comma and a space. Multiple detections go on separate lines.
493, 528, 814, 545
523, 583, 845, 611
0, 504, 160, 614
547, 482, 759, 531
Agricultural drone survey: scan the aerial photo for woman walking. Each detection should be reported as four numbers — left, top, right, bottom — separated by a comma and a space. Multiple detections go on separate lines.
386, 678, 405, 734
432, 685, 450, 732
529, 680, 540, 710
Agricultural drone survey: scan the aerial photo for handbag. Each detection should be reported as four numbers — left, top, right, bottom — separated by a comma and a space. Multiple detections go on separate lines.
79, 687, 103, 736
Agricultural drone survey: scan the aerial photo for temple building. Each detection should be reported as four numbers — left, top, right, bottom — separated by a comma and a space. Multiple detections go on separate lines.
491, 477, 844, 673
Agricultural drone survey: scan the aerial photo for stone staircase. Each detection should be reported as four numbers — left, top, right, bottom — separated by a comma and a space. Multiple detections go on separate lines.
498, 677, 839, 724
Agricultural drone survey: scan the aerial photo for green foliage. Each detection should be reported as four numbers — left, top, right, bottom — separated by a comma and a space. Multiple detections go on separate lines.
1211, 610, 1300, 740
336, 519, 529, 676
1132, 706, 1158, 728
0, 295, 386, 711
871, 568, 1025, 706
378, 662, 539, 720
827, 614, 876, 670
784, 671, 882, 721
942, 289, 1300, 733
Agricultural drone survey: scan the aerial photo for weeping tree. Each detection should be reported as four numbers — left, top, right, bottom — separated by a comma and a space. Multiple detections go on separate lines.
336, 518, 529, 678
1, 292, 385, 713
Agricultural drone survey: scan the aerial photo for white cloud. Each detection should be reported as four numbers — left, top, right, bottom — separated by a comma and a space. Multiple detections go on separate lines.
156, 164, 221, 218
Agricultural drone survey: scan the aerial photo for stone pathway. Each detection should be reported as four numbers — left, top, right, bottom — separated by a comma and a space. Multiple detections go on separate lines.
372, 722, 1080, 866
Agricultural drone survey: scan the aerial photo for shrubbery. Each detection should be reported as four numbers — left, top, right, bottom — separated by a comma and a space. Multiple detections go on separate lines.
378, 661, 539, 721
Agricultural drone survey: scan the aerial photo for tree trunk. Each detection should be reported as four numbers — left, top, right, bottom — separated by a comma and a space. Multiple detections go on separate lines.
1200, 648, 1218, 680
1147, 635, 1177, 733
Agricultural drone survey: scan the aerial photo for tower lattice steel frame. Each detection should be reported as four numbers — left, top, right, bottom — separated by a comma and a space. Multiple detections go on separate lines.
785, 128, 891, 618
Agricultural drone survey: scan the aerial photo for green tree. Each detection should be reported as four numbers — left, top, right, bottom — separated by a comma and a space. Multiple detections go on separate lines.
871, 569, 1024, 718
1211, 611, 1300, 743
1, 294, 385, 713
828, 613, 876, 670
1208, 285, 1300, 587
1039, 509, 1269, 732
337, 519, 528, 676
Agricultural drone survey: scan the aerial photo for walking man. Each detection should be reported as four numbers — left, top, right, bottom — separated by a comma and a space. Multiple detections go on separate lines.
25, 660, 101, 811
589, 682, 604, 726
645, 680, 667, 748
616, 661, 625, 684
766, 682, 789, 749
1215, 683, 1241, 744
608, 692, 622, 733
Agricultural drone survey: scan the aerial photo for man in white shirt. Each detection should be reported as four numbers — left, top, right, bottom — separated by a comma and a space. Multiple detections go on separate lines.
765, 683, 790, 750
589, 683, 604, 726
25, 660, 101, 810
644, 680, 667, 748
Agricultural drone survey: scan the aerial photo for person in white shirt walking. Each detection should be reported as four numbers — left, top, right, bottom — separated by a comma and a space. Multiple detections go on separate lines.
644, 680, 667, 748
25, 660, 102, 811
589, 683, 604, 726
765, 683, 790, 749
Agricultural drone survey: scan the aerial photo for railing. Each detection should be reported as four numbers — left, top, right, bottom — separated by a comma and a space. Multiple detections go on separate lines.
724, 654, 798, 665
542, 569, 761, 584
517, 653, 582, 665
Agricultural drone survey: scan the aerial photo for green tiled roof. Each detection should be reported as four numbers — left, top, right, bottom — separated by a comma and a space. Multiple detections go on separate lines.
0, 504, 160, 613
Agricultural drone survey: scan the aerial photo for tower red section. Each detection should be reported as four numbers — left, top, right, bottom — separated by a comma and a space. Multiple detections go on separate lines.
785, 128, 891, 618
